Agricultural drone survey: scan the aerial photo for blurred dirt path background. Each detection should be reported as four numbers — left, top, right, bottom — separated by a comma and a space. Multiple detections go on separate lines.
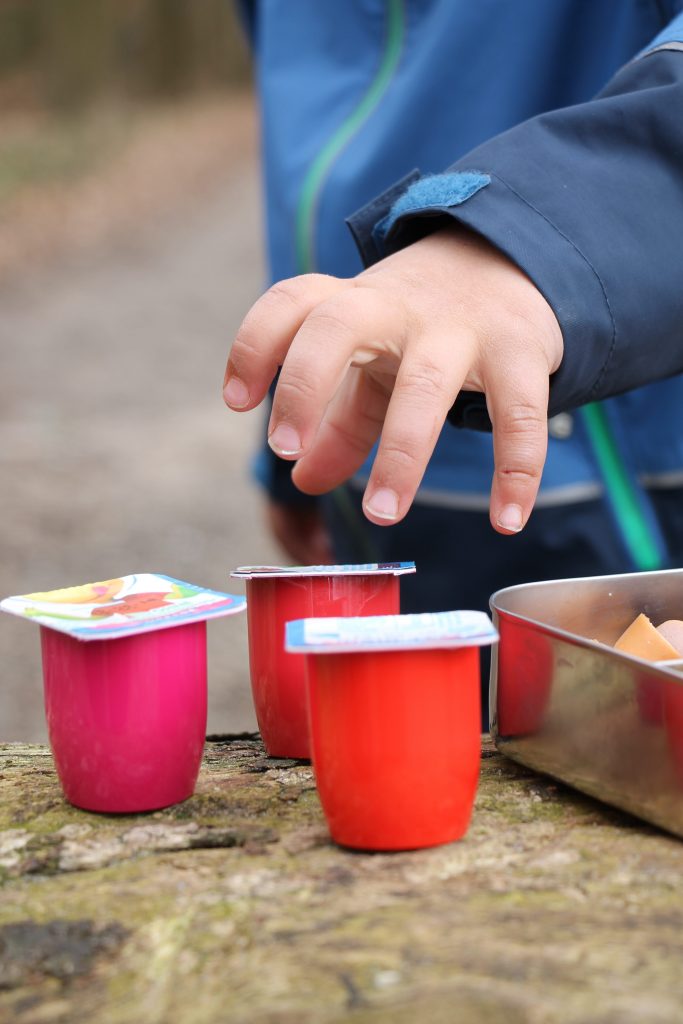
0, 95, 280, 741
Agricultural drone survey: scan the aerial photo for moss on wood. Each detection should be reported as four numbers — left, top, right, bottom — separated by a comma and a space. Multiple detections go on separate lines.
2, 736, 683, 1023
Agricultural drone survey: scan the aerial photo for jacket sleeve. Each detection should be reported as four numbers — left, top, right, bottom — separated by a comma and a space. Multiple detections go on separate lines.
347, 15, 683, 431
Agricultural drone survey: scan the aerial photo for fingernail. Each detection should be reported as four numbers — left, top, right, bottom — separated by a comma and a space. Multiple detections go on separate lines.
268, 423, 302, 456
223, 377, 250, 409
365, 488, 399, 521
497, 503, 524, 533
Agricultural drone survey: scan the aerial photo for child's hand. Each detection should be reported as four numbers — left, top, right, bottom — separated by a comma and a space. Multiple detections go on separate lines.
223, 226, 563, 534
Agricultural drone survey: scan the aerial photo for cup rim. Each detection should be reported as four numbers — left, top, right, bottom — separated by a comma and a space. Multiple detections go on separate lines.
232, 561, 415, 580
285, 610, 498, 655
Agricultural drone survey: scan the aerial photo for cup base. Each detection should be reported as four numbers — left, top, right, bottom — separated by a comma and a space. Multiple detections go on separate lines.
330, 819, 472, 853
260, 739, 311, 761
308, 646, 481, 851
62, 786, 196, 815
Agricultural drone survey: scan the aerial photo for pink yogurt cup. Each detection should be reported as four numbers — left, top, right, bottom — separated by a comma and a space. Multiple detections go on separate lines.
40, 621, 207, 813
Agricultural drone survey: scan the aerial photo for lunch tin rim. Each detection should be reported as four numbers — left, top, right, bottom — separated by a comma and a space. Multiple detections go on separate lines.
489, 567, 683, 678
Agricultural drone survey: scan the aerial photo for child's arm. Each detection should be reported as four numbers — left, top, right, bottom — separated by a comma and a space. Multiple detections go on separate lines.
225, 17, 683, 535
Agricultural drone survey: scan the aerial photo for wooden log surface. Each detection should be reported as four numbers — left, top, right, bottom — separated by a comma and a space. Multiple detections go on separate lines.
2, 735, 683, 1023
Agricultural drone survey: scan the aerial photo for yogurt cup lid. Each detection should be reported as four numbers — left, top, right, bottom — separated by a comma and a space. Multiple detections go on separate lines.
1, 573, 246, 641
286, 610, 498, 654
232, 561, 416, 580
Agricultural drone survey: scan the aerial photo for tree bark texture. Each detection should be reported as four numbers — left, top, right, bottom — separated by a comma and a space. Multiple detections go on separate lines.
1, 736, 683, 1023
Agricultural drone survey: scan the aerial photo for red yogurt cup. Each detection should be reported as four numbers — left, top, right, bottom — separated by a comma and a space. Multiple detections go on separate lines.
306, 645, 481, 850
41, 620, 207, 813
245, 574, 400, 759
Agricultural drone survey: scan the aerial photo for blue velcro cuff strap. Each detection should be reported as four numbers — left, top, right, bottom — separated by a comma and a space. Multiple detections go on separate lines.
373, 171, 490, 248
638, 12, 683, 57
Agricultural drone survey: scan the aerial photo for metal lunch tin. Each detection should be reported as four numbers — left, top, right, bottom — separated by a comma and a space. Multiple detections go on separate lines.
490, 569, 683, 837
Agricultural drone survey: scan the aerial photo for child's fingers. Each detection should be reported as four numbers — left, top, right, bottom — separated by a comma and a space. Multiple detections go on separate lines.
361, 333, 475, 525
223, 273, 346, 411
267, 287, 406, 460
291, 367, 390, 494
486, 351, 549, 534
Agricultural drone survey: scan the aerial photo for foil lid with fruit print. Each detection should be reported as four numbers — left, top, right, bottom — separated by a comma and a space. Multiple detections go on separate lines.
1, 573, 246, 641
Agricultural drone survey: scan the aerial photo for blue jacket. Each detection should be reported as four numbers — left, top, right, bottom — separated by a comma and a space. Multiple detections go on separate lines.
247, 0, 683, 570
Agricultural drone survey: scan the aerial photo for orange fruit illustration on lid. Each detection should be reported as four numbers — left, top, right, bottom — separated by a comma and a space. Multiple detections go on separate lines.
90, 592, 171, 618
25, 579, 124, 605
